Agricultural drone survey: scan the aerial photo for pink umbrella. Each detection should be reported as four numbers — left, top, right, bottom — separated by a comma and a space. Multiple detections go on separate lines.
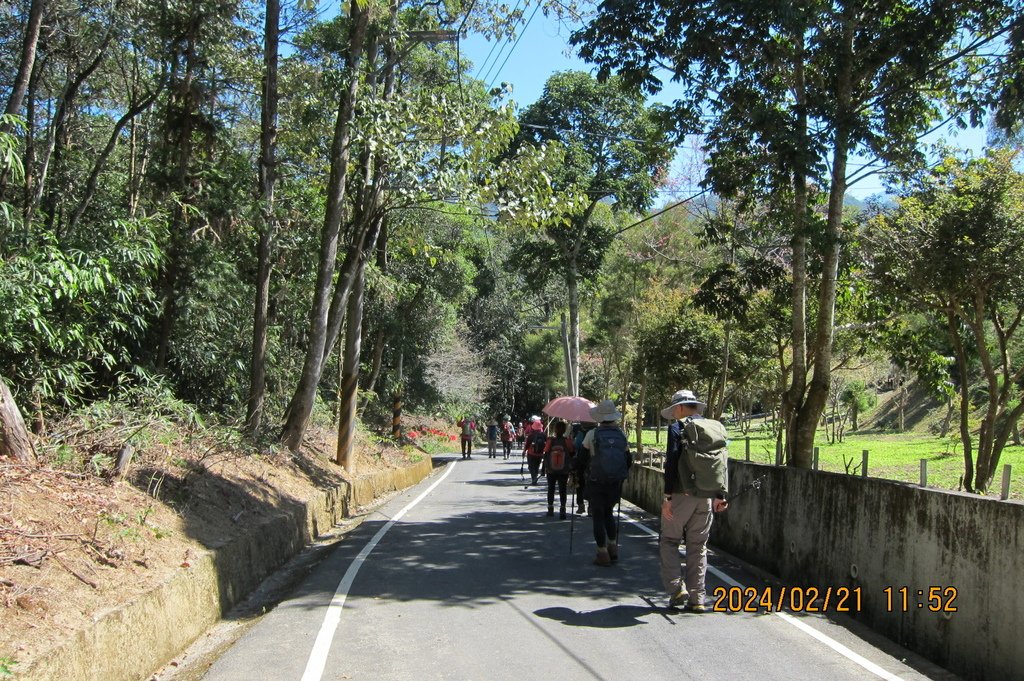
542, 396, 598, 423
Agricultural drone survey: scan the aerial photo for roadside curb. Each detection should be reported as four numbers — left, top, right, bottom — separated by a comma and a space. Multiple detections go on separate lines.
15, 454, 436, 681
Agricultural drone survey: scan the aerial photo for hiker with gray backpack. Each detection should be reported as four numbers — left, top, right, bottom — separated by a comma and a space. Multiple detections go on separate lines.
577, 400, 632, 566
659, 389, 729, 612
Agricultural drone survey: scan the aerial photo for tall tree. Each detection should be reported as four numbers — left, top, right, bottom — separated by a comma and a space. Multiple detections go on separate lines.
866, 150, 1024, 492
513, 70, 672, 395
280, 0, 371, 452
574, 0, 1018, 466
246, 0, 281, 435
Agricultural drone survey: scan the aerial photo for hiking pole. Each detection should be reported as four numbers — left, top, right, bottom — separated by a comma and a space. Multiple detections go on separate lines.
569, 474, 575, 554
726, 475, 768, 504
615, 496, 622, 554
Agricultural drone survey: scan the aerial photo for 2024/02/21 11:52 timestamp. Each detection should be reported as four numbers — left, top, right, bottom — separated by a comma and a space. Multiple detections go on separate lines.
884, 586, 958, 612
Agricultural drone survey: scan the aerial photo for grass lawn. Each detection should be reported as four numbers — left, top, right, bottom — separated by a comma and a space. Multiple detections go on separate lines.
629, 426, 1024, 501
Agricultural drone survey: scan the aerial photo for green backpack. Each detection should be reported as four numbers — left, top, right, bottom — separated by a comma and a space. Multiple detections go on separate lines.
678, 417, 729, 495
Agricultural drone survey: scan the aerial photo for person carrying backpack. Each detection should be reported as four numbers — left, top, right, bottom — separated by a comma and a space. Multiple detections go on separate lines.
457, 416, 475, 459
500, 415, 516, 460
485, 419, 499, 458
523, 416, 546, 485
543, 420, 575, 518
659, 389, 729, 612
577, 400, 632, 566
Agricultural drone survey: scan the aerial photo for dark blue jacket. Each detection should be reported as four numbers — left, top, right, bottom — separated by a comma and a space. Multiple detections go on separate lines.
664, 416, 724, 499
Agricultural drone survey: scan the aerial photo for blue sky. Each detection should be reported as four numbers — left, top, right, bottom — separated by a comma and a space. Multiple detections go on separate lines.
457, 12, 990, 202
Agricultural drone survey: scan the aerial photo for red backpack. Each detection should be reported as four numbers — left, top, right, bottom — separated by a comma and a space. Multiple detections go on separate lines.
547, 437, 571, 473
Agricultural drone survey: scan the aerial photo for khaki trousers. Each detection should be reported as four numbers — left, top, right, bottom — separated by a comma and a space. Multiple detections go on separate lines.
658, 494, 713, 602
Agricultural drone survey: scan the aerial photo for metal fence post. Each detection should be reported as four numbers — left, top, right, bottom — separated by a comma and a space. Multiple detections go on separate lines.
920, 459, 927, 487
745, 437, 750, 462
775, 441, 783, 466
1001, 464, 1012, 501
813, 447, 819, 471
861, 450, 869, 477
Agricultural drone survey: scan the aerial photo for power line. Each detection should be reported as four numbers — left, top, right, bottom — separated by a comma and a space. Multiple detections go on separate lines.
522, 123, 646, 144
456, 0, 480, 103
613, 188, 711, 237
476, 0, 524, 84
488, 1, 542, 89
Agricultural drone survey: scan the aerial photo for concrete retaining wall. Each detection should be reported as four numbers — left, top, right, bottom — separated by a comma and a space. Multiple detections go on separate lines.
622, 461, 1024, 681
19, 455, 435, 681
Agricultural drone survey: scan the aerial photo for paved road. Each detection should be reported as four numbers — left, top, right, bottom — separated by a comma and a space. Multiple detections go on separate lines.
200, 451, 952, 681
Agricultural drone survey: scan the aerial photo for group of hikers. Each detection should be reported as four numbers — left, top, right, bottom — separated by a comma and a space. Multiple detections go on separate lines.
455, 388, 730, 613
454, 415, 519, 459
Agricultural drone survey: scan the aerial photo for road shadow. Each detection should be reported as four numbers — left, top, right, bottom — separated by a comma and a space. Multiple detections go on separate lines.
274, 496, 670, 615
534, 604, 661, 628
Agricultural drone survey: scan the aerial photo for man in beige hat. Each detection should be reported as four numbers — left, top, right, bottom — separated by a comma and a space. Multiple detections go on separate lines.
659, 389, 728, 612
577, 399, 632, 566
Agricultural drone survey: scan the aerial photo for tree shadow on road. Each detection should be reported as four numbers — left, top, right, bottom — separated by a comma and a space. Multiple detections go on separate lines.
276, 500, 671, 614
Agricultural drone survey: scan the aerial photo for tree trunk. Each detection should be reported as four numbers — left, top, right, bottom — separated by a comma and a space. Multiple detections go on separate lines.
783, 200, 808, 461
968, 290, 1000, 491
280, 0, 370, 451
947, 308, 975, 491
155, 27, 200, 370
782, 28, 809, 466
566, 265, 580, 396
42, 27, 116, 234
635, 372, 646, 461
898, 380, 906, 432
362, 328, 388, 397
0, 0, 44, 198
127, 110, 152, 218
560, 313, 573, 395
790, 20, 854, 469
2, 0, 45, 122
0, 376, 36, 464
337, 255, 368, 472
20, 54, 42, 215
246, 0, 280, 436
938, 397, 954, 439
714, 323, 731, 420
67, 87, 162, 232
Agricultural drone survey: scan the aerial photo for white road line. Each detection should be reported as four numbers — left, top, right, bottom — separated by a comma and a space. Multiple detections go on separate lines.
620, 513, 902, 681
300, 461, 458, 681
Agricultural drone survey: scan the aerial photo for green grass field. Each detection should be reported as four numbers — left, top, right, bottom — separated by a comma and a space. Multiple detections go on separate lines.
629, 426, 1024, 500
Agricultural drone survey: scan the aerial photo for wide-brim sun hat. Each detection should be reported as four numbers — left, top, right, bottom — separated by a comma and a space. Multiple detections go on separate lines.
589, 399, 622, 423
660, 389, 706, 420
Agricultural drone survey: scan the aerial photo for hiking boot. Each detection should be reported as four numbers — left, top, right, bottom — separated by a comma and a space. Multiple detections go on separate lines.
593, 547, 612, 567
668, 589, 687, 609
684, 601, 708, 614
546, 507, 554, 517
607, 541, 618, 562
559, 507, 566, 520
576, 504, 586, 515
